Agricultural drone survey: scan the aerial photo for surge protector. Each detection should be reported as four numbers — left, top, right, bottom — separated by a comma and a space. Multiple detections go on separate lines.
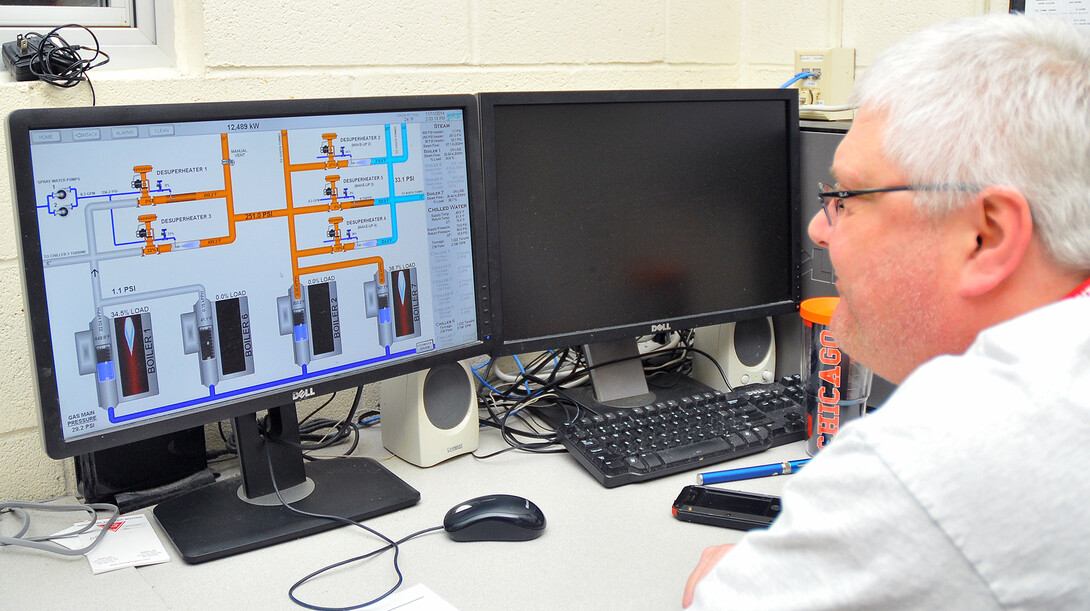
794, 48, 855, 121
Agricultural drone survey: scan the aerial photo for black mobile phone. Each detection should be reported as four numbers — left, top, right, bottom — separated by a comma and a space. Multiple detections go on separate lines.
672, 485, 782, 530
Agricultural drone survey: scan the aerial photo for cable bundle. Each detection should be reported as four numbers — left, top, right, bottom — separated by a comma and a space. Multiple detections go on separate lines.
9, 24, 109, 105
471, 330, 699, 457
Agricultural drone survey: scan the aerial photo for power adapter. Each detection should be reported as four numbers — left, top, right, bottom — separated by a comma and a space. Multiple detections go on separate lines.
2, 26, 109, 104
3, 33, 80, 81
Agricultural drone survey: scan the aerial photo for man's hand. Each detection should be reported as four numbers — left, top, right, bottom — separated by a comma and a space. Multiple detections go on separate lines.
682, 543, 735, 608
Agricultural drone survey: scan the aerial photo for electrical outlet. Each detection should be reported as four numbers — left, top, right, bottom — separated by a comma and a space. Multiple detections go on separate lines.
793, 48, 855, 121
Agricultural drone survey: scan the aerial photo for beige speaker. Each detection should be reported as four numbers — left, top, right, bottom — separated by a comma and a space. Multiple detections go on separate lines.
692, 317, 776, 390
380, 360, 479, 467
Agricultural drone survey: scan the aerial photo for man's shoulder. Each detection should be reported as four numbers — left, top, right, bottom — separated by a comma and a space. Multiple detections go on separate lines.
842, 296, 1090, 515
843, 297, 1090, 560
878, 296, 1090, 436
967, 296, 1090, 369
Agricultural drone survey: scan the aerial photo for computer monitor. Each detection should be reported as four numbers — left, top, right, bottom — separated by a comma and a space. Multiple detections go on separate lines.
7, 95, 490, 562
479, 89, 800, 407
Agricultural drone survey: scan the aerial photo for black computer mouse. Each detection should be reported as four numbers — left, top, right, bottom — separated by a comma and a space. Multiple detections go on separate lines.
443, 494, 546, 542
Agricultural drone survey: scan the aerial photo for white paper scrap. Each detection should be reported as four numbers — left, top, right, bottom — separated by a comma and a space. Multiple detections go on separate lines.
53, 513, 171, 574
368, 583, 459, 611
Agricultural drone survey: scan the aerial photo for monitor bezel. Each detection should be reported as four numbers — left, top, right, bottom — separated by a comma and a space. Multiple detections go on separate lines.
478, 89, 802, 358
7, 94, 493, 459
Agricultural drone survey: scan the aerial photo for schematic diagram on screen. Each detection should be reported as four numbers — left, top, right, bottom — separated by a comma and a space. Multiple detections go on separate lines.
28, 110, 477, 436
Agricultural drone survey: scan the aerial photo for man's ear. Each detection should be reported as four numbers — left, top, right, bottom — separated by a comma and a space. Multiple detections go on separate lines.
957, 186, 1033, 297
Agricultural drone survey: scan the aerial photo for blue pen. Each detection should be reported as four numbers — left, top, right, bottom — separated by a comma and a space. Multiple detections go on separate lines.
697, 459, 810, 485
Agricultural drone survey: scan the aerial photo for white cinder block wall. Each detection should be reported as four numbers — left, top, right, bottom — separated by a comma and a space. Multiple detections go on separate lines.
0, 0, 1005, 501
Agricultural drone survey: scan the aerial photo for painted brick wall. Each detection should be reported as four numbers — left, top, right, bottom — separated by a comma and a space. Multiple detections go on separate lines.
0, 0, 1002, 501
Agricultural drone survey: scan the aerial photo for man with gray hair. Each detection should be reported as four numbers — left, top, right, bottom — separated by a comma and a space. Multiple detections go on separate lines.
684, 13, 1090, 609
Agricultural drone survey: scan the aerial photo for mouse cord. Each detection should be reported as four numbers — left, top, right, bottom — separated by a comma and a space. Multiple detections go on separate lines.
259, 438, 443, 610
288, 525, 445, 611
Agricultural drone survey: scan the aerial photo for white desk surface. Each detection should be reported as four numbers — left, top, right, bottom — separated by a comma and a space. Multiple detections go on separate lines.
1, 427, 806, 610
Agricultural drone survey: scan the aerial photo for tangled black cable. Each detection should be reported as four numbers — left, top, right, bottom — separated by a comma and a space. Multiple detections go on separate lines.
18, 24, 110, 105
471, 332, 719, 459
216, 387, 378, 461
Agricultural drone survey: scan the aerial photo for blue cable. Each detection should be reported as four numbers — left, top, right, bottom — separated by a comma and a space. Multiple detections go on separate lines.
472, 360, 507, 395
512, 354, 533, 397
472, 352, 569, 398
780, 71, 818, 88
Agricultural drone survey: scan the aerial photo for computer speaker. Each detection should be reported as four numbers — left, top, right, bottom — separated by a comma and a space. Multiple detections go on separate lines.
692, 317, 777, 390
380, 360, 479, 467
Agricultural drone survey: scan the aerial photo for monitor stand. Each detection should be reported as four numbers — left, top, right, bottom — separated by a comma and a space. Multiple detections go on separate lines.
153, 403, 419, 564
578, 338, 658, 408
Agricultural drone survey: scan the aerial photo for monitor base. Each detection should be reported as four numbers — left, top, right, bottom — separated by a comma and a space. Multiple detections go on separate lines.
582, 338, 656, 407
153, 457, 419, 564
567, 373, 716, 412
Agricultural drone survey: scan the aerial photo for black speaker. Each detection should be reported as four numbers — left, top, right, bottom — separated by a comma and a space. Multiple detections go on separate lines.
380, 360, 479, 467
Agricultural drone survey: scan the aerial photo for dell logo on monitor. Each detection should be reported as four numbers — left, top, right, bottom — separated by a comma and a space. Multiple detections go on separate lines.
292, 387, 316, 401
650, 322, 672, 333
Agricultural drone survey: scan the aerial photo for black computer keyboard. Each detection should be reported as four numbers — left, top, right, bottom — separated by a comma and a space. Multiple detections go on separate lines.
549, 376, 808, 487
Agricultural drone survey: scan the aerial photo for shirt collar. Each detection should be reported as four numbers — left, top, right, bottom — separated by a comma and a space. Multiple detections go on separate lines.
1066, 277, 1090, 299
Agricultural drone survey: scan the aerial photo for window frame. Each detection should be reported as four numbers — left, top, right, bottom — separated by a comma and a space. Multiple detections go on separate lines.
1, 1, 134, 28
0, 0, 174, 71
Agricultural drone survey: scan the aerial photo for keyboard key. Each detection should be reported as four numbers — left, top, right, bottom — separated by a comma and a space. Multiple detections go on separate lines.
624, 456, 649, 472
642, 453, 664, 469
655, 438, 730, 463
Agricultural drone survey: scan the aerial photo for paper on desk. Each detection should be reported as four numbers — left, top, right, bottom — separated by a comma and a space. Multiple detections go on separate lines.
53, 513, 171, 574
369, 584, 459, 611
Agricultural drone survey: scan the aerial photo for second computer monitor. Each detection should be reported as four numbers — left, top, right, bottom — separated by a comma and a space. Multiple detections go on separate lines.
480, 89, 801, 405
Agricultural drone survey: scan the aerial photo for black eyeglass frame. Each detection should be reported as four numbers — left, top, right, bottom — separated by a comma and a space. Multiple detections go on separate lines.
817, 182, 981, 225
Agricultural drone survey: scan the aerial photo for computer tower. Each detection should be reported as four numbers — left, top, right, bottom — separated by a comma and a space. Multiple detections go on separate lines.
76, 426, 209, 509
772, 120, 895, 407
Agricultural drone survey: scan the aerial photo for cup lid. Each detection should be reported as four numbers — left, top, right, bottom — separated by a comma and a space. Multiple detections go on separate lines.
800, 296, 839, 325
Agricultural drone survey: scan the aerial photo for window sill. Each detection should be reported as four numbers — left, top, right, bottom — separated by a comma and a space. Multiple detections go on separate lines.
0, 0, 176, 76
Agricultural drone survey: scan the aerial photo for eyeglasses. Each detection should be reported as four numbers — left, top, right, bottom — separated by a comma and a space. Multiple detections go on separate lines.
817, 182, 980, 226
